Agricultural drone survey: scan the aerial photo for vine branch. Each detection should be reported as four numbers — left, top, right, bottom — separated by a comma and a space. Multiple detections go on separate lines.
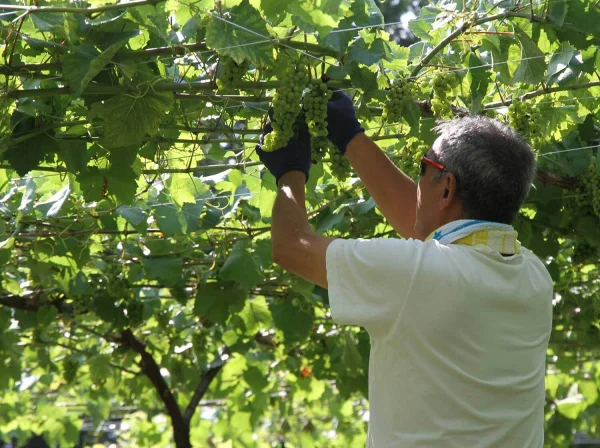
183, 352, 229, 423
118, 329, 191, 448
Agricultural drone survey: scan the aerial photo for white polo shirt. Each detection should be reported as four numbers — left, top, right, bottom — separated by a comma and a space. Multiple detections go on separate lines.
326, 237, 553, 447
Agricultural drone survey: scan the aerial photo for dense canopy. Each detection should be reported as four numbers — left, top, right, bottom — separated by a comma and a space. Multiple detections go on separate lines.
0, 0, 599, 446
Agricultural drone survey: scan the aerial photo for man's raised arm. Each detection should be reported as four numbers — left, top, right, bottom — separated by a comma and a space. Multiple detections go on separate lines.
326, 91, 420, 240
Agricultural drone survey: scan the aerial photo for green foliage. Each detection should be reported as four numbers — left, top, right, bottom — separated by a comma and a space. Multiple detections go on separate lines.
0, 0, 598, 447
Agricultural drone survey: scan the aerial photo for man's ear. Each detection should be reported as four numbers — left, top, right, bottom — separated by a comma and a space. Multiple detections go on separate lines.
439, 173, 458, 208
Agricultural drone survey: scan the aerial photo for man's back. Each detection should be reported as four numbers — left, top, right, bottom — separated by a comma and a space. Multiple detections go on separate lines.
326, 238, 553, 447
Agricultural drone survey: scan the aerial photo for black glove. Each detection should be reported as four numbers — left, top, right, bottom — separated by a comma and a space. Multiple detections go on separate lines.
326, 90, 365, 155
256, 115, 312, 185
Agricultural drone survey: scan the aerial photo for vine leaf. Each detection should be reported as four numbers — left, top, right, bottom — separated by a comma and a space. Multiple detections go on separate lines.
63, 33, 137, 96
512, 27, 547, 85
219, 240, 263, 289
194, 282, 247, 325
238, 297, 272, 334
89, 91, 174, 149
143, 258, 184, 286
5, 132, 59, 176
205, 0, 273, 67
261, 0, 292, 25
271, 300, 312, 343
547, 0, 568, 26
467, 52, 491, 114
289, 0, 350, 37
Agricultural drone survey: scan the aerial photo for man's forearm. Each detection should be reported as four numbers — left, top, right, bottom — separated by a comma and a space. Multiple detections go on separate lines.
345, 133, 420, 240
271, 171, 311, 257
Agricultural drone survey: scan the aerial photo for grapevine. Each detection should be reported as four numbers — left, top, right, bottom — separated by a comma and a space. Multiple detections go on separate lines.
383, 74, 416, 123
216, 56, 249, 90
428, 72, 458, 119
303, 81, 332, 162
261, 57, 309, 152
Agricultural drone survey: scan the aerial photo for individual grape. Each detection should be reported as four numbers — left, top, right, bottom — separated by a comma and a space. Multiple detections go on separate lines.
261, 57, 309, 152
216, 56, 248, 89
383, 75, 416, 123
427, 72, 458, 119
303, 81, 332, 162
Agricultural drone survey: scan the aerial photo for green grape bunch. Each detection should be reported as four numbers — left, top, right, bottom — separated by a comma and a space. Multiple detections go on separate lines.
303, 82, 333, 162
399, 138, 428, 180
216, 56, 249, 89
383, 75, 416, 123
328, 143, 352, 180
261, 57, 309, 152
565, 155, 600, 226
507, 100, 544, 149
427, 72, 459, 119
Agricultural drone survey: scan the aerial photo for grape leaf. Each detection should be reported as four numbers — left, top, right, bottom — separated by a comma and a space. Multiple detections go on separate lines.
512, 27, 547, 85
63, 33, 136, 96
289, 0, 349, 37
194, 282, 247, 325
89, 91, 173, 149
347, 38, 385, 66
205, 0, 273, 67
350, 0, 384, 26
261, 0, 291, 25
143, 258, 183, 286
219, 240, 263, 289
5, 132, 59, 176
271, 300, 312, 343
238, 297, 272, 333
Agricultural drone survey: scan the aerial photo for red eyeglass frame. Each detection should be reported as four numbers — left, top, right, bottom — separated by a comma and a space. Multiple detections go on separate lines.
420, 155, 446, 173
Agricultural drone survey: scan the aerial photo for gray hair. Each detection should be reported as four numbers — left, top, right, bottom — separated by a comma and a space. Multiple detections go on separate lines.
431, 116, 536, 224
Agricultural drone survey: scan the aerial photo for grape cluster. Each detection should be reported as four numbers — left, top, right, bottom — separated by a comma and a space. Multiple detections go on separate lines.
580, 155, 600, 218
216, 56, 248, 89
383, 75, 416, 123
428, 72, 458, 119
399, 138, 428, 180
564, 155, 600, 233
507, 100, 544, 149
63, 357, 79, 384
303, 82, 332, 162
261, 59, 309, 152
329, 144, 352, 180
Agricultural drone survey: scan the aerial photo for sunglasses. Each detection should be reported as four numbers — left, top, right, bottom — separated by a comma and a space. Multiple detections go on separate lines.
420, 155, 447, 177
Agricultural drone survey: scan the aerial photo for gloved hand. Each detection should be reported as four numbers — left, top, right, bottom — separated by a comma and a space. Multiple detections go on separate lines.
256, 114, 312, 185
326, 90, 365, 155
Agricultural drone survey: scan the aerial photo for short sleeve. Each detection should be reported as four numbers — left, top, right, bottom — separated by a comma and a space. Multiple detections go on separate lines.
325, 237, 424, 335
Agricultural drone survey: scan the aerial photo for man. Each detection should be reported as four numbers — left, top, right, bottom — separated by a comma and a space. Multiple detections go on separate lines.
256, 91, 553, 447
